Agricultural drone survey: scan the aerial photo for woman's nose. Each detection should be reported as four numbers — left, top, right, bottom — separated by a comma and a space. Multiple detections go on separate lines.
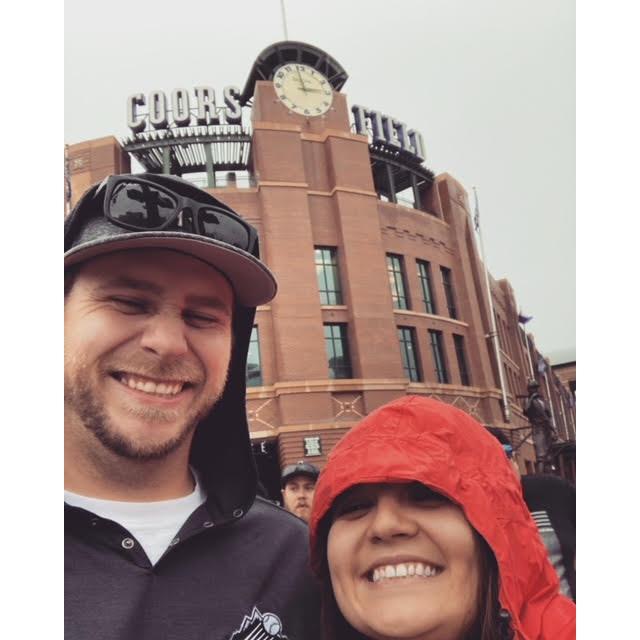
368, 493, 419, 542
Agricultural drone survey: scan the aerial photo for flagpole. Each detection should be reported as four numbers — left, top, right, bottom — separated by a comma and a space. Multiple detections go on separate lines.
280, 0, 289, 40
557, 392, 568, 440
516, 310, 535, 379
541, 365, 557, 428
521, 329, 535, 378
473, 187, 511, 423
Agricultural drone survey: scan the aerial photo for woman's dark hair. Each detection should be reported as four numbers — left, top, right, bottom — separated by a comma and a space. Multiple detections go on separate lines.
462, 533, 503, 640
315, 492, 510, 640
316, 509, 368, 640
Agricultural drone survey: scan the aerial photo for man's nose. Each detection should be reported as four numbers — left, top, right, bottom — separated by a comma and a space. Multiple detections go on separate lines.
140, 312, 189, 358
368, 493, 419, 543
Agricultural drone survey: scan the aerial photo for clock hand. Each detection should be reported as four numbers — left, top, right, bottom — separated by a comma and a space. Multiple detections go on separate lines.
296, 68, 308, 93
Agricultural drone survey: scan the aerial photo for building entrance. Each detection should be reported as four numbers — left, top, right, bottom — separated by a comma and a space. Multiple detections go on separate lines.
251, 439, 282, 505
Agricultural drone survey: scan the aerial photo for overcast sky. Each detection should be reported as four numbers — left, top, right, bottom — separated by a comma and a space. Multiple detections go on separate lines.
65, 0, 575, 362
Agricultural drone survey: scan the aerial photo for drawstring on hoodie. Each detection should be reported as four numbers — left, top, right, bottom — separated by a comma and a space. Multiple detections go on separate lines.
497, 609, 514, 639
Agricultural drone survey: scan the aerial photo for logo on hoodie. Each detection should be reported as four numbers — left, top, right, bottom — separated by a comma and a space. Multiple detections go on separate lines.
230, 607, 287, 640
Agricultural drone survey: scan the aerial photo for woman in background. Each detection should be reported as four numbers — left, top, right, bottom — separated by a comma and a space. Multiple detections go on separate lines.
309, 395, 575, 640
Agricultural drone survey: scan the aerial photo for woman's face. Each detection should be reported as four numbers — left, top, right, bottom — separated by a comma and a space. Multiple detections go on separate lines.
327, 482, 481, 640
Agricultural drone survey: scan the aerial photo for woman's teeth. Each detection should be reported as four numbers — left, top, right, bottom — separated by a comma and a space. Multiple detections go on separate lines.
370, 562, 441, 583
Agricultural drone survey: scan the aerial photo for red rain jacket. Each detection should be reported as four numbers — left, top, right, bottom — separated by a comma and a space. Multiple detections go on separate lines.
309, 396, 576, 640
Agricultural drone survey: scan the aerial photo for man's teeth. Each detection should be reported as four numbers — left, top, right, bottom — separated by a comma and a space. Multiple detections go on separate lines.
371, 562, 440, 583
119, 374, 184, 396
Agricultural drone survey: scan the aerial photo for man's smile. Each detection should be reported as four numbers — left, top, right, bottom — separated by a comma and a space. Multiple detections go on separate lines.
107, 373, 198, 409
110, 371, 194, 397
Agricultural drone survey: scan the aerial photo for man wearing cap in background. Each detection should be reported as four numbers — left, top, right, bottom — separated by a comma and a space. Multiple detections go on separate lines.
486, 427, 576, 602
64, 174, 320, 640
280, 462, 319, 523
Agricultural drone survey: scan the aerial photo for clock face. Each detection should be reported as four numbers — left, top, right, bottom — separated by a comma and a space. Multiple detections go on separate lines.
273, 63, 333, 117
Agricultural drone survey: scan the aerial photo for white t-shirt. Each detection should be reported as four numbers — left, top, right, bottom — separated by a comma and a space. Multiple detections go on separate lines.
65, 471, 207, 565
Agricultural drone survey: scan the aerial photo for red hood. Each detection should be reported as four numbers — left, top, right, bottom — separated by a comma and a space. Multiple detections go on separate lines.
309, 396, 575, 640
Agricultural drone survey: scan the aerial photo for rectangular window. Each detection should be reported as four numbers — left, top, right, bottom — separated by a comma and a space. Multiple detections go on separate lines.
246, 326, 263, 387
417, 260, 436, 314
495, 312, 508, 351
398, 327, 422, 382
505, 368, 513, 397
510, 369, 517, 397
429, 329, 449, 384
315, 247, 343, 305
453, 334, 471, 386
324, 323, 353, 379
440, 266, 458, 319
503, 317, 515, 355
497, 316, 507, 353
387, 254, 410, 310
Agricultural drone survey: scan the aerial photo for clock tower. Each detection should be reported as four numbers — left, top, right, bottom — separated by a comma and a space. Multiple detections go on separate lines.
245, 41, 350, 133
243, 42, 405, 429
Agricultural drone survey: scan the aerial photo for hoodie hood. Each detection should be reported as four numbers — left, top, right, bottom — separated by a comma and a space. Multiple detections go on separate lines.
309, 395, 576, 640
189, 301, 258, 524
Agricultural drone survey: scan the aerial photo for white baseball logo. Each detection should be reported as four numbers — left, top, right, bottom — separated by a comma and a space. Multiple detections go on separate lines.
262, 613, 282, 636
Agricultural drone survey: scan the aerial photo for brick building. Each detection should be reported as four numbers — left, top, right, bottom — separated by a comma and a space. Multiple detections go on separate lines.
65, 41, 576, 496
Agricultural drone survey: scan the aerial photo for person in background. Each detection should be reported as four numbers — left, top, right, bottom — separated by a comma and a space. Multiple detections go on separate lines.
281, 461, 320, 523
309, 396, 575, 640
486, 427, 576, 602
65, 173, 319, 640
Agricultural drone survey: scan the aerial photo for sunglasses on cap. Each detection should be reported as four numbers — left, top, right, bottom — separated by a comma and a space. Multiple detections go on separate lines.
95, 174, 257, 253
502, 444, 514, 459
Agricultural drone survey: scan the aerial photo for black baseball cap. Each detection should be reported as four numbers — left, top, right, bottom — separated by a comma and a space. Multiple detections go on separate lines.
281, 462, 320, 488
64, 173, 277, 307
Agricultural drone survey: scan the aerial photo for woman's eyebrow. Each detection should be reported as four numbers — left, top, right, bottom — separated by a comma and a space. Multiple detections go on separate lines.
335, 486, 369, 503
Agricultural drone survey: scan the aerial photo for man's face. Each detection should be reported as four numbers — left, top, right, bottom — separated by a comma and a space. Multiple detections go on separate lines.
281, 474, 316, 522
64, 249, 234, 462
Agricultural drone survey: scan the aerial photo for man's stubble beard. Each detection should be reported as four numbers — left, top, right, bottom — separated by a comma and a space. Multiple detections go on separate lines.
295, 505, 310, 523
64, 358, 227, 462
